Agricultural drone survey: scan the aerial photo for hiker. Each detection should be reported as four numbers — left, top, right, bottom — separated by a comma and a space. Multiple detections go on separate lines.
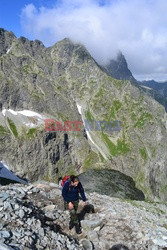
110, 244, 130, 250
62, 175, 86, 234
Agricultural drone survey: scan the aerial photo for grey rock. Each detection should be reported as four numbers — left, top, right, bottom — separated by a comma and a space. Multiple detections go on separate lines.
26, 218, 34, 225
44, 204, 56, 211
18, 209, 24, 219
12, 230, 22, 238
3, 202, 13, 211
0, 193, 10, 202
0, 200, 4, 206
14, 204, 19, 210
87, 231, 99, 243
152, 238, 167, 247
81, 219, 103, 230
80, 239, 93, 250
38, 228, 45, 237
0, 242, 14, 250
0, 230, 10, 238
31, 187, 40, 193
34, 219, 41, 229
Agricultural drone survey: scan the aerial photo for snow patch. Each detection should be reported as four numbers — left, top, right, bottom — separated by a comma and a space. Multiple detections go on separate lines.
1, 108, 46, 128
86, 130, 107, 160
17, 110, 43, 119
76, 103, 82, 115
2, 108, 6, 116
85, 130, 94, 144
8, 109, 18, 115
6, 47, 11, 54
23, 122, 36, 128
141, 85, 152, 90
1, 108, 45, 119
76, 103, 107, 160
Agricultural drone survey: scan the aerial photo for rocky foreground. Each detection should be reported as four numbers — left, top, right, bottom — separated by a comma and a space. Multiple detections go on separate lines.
0, 182, 167, 250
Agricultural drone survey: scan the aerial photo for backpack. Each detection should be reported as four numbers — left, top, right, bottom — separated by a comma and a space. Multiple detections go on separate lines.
61, 175, 70, 187
61, 175, 80, 194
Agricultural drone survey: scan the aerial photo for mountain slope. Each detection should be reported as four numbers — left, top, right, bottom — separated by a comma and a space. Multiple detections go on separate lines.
102, 51, 167, 111
139, 80, 167, 111
141, 80, 167, 99
0, 28, 167, 202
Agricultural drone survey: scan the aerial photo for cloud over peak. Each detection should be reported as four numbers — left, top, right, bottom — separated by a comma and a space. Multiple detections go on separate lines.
21, 0, 167, 81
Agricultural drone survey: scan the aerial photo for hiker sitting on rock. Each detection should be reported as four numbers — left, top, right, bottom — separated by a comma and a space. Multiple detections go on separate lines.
62, 175, 86, 234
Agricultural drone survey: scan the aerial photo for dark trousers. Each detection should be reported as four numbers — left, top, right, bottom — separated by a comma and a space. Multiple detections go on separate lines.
64, 200, 79, 225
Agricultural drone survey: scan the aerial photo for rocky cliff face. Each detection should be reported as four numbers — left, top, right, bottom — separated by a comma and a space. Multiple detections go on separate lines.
79, 169, 145, 201
0, 29, 91, 182
0, 28, 167, 202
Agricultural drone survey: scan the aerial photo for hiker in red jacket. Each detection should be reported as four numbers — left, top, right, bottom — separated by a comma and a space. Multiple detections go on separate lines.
62, 175, 86, 234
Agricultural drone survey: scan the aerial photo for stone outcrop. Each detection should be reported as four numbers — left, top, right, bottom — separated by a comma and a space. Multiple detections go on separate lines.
79, 169, 145, 201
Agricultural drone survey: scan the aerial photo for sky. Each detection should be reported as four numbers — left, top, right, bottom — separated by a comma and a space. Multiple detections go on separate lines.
0, 0, 167, 81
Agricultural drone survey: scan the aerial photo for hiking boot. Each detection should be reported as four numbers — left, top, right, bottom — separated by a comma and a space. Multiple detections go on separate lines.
75, 224, 82, 234
69, 221, 74, 230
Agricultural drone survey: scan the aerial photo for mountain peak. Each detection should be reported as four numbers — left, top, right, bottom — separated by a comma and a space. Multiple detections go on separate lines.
103, 51, 136, 82
0, 28, 15, 37
51, 37, 95, 66
0, 28, 16, 56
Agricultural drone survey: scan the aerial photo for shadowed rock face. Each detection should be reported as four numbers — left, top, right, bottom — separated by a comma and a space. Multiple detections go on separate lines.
79, 169, 145, 201
102, 52, 137, 83
0, 29, 167, 202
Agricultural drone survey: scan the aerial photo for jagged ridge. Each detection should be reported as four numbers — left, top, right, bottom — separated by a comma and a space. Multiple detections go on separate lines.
0, 28, 167, 202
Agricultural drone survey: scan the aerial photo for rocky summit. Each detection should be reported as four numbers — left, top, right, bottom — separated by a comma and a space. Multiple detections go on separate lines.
0, 182, 167, 250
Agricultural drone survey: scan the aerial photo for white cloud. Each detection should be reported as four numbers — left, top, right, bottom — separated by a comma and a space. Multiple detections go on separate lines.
21, 0, 167, 81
